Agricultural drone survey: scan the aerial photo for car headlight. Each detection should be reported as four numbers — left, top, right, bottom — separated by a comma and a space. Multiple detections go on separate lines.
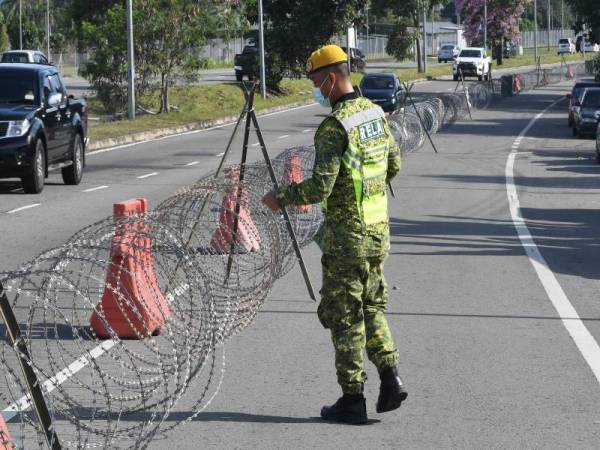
391, 97, 396, 104
6, 119, 31, 137
581, 117, 596, 123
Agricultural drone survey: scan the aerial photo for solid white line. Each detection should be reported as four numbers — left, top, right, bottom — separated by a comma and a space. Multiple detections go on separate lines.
302, 129, 312, 133
7, 203, 41, 214
278, 135, 290, 139
215, 152, 225, 157
82, 185, 109, 192
252, 143, 260, 147
506, 97, 600, 385
1, 339, 118, 422
186, 161, 199, 166
86, 103, 318, 157
9, 188, 22, 193
137, 172, 158, 179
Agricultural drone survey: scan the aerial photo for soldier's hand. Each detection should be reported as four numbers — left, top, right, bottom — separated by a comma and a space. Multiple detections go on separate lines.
262, 190, 281, 211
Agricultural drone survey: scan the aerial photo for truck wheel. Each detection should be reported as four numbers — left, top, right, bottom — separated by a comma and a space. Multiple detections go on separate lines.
478, 74, 483, 81
453, 74, 458, 81
22, 139, 45, 194
235, 71, 243, 82
62, 134, 84, 185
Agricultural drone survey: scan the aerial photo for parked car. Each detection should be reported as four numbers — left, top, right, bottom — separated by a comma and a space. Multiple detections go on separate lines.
566, 79, 600, 127
583, 41, 600, 53
341, 47, 366, 73
558, 38, 576, 55
572, 87, 600, 138
438, 44, 460, 63
453, 47, 492, 81
359, 73, 403, 113
0, 64, 87, 193
233, 45, 260, 82
1, 50, 50, 65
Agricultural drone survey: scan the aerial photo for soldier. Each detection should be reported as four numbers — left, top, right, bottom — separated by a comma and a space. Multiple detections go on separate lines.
262, 44, 406, 425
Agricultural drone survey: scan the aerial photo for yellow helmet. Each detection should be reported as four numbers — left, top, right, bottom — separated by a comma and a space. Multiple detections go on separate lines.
307, 44, 348, 75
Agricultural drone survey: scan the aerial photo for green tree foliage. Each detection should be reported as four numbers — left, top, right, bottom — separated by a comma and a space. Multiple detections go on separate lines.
386, 18, 418, 61
568, 0, 600, 43
244, 0, 367, 91
0, 12, 9, 52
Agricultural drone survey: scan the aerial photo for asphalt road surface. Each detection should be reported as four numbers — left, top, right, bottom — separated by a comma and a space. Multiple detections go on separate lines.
1, 79, 599, 448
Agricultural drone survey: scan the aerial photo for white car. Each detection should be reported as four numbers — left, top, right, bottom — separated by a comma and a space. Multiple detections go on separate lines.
583, 42, 600, 53
438, 44, 460, 63
557, 38, 576, 54
453, 47, 492, 81
1, 50, 50, 64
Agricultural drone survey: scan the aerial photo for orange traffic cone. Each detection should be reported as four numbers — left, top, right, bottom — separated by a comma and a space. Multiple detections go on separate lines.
0, 414, 13, 450
513, 74, 522, 94
90, 198, 171, 339
284, 152, 311, 214
566, 64, 574, 79
211, 167, 261, 253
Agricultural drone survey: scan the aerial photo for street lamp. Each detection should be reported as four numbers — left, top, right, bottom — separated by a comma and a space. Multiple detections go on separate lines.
126, 0, 135, 120
258, 0, 266, 99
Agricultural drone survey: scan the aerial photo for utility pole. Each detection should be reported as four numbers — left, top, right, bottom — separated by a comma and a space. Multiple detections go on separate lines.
46, 0, 50, 58
561, 0, 564, 32
258, 0, 267, 100
484, 0, 487, 51
547, 0, 551, 51
19, 0, 23, 49
366, 1, 369, 59
126, 0, 135, 120
422, 6, 427, 72
534, 0, 538, 62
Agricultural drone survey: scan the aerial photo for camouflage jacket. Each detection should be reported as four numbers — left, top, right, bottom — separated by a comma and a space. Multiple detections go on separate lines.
276, 94, 401, 257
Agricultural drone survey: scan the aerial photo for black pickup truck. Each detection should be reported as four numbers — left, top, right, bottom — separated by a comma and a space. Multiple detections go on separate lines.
0, 63, 87, 193
234, 46, 260, 82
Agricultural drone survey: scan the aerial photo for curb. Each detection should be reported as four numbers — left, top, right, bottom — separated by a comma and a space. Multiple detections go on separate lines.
88, 99, 315, 151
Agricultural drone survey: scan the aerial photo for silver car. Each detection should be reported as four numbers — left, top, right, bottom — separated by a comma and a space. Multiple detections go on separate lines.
438, 44, 460, 63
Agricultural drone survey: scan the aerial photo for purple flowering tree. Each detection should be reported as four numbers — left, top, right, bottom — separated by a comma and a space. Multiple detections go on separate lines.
455, 0, 529, 65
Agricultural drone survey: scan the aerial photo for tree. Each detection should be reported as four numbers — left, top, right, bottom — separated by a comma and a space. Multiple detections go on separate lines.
244, 0, 367, 91
568, 0, 600, 43
0, 12, 9, 52
386, 18, 419, 61
455, 0, 528, 66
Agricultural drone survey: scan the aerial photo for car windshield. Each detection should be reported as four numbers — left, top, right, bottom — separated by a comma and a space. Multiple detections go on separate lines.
1, 53, 29, 63
583, 90, 600, 107
0, 71, 38, 104
361, 76, 394, 90
441, 45, 454, 50
459, 50, 481, 58
559, 39, 569, 44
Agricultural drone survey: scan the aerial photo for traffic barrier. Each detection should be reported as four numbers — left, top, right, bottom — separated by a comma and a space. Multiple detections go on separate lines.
90, 198, 171, 339
211, 167, 261, 253
0, 414, 12, 450
566, 64, 574, 79
513, 74, 522, 94
284, 151, 311, 214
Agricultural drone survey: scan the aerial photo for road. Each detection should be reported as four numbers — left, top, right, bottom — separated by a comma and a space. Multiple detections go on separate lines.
1, 79, 599, 448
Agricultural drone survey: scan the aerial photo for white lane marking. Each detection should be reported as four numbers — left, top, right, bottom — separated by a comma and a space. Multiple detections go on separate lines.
82, 185, 109, 192
215, 152, 225, 157
137, 172, 158, 179
302, 129, 312, 133
86, 103, 318, 157
10, 188, 22, 193
186, 161, 199, 166
1, 339, 118, 422
506, 97, 600, 384
252, 143, 260, 147
7, 203, 41, 214
278, 135, 290, 139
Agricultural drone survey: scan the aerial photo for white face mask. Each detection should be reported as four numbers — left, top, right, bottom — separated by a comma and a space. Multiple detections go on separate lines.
313, 76, 335, 108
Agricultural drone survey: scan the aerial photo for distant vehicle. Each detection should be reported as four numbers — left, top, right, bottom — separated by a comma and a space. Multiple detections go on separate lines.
557, 38, 576, 55
572, 87, 600, 138
1, 50, 50, 65
341, 47, 366, 73
453, 47, 492, 81
234, 45, 260, 82
0, 64, 87, 193
359, 73, 403, 113
438, 44, 460, 63
583, 41, 600, 53
566, 79, 600, 127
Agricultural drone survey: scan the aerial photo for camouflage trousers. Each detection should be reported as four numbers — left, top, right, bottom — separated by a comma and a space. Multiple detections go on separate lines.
318, 254, 399, 395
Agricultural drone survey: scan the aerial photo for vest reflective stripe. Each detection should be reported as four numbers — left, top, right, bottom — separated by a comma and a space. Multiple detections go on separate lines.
331, 102, 390, 227
339, 107, 386, 132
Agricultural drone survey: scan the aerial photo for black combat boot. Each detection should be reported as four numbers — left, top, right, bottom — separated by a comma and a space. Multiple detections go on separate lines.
376, 366, 408, 413
320, 393, 368, 425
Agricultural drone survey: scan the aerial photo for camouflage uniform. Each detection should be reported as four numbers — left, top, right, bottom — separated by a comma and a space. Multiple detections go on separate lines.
276, 94, 401, 395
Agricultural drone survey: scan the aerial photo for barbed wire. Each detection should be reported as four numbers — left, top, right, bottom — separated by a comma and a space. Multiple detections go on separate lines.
0, 60, 589, 449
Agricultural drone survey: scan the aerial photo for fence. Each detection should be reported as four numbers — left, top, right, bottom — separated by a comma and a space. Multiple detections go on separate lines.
520, 29, 575, 49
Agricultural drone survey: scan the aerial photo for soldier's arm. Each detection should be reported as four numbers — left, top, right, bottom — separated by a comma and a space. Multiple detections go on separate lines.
386, 127, 401, 182
275, 118, 345, 206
